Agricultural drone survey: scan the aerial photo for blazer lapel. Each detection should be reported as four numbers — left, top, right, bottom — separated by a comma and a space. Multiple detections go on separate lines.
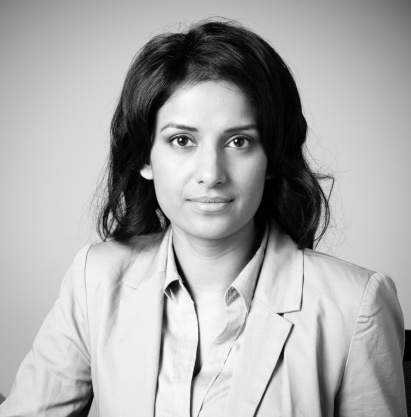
224, 220, 303, 417
101, 229, 171, 416
224, 300, 293, 417
113, 271, 165, 416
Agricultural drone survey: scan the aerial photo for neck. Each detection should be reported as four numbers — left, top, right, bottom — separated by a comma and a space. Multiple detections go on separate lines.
171, 220, 260, 304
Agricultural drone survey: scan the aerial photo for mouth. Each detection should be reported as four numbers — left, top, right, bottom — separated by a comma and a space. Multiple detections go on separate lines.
186, 196, 233, 212
188, 196, 233, 203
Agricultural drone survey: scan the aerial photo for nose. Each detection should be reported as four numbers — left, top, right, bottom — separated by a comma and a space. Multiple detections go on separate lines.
194, 147, 227, 188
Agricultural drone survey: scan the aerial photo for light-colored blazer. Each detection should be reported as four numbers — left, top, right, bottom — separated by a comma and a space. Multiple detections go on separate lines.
0, 221, 407, 416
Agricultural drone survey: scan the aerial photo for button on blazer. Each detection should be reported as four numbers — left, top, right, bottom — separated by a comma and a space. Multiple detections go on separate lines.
0, 221, 407, 416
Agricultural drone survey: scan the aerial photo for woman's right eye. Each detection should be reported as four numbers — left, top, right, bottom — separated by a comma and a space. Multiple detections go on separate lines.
168, 135, 195, 148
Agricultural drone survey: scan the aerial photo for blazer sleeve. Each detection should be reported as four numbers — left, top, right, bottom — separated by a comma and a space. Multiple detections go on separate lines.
335, 272, 407, 417
0, 245, 93, 417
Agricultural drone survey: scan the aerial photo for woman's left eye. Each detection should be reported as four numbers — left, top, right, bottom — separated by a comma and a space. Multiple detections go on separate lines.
226, 137, 253, 148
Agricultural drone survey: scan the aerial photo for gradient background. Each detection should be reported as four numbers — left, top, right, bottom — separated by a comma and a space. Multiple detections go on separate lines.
1, 0, 410, 411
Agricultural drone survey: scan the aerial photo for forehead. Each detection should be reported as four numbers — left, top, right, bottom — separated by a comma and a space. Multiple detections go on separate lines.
155, 80, 256, 129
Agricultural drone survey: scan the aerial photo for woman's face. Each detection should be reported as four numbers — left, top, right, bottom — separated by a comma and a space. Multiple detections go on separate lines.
141, 80, 270, 242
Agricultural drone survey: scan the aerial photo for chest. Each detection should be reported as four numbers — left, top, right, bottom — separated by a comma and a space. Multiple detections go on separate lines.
155, 294, 247, 416
195, 300, 227, 366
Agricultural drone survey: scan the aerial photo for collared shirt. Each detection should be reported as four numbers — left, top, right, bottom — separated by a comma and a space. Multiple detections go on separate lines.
155, 225, 269, 417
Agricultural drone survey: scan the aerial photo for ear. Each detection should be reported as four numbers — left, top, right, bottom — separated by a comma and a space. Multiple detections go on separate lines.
140, 164, 153, 180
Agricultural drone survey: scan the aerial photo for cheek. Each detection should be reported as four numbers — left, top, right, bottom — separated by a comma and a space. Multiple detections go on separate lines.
150, 156, 183, 204
249, 173, 267, 201
248, 167, 268, 211
149, 152, 170, 184
243, 156, 268, 190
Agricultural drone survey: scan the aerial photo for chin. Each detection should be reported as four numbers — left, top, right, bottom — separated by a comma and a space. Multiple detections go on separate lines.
176, 217, 254, 242
190, 228, 233, 241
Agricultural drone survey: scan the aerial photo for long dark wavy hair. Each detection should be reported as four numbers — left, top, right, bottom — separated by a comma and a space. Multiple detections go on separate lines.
97, 18, 333, 250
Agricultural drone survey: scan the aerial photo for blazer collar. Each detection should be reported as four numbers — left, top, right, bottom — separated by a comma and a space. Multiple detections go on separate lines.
224, 220, 303, 417
122, 227, 171, 290
254, 219, 304, 314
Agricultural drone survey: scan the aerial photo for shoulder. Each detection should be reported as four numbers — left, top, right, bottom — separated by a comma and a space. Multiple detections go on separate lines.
87, 230, 166, 270
305, 248, 399, 293
69, 229, 169, 293
303, 248, 374, 288
301, 248, 400, 322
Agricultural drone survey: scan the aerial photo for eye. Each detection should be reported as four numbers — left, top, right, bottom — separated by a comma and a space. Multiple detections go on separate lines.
226, 136, 254, 149
168, 135, 196, 148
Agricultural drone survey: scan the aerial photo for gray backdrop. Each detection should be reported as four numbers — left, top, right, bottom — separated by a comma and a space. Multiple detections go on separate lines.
1, 1, 410, 413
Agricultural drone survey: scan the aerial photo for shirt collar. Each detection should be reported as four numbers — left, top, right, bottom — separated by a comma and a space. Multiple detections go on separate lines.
229, 222, 269, 312
163, 222, 269, 311
163, 232, 188, 302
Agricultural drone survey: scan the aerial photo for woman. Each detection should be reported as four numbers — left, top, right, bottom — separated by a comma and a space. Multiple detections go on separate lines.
0, 19, 407, 416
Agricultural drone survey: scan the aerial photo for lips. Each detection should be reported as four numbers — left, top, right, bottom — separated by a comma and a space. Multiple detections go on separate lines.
187, 196, 233, 203
186, 196, 233, 212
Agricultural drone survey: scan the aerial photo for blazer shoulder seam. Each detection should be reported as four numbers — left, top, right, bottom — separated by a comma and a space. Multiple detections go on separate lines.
304, 249, 375, 276
339, 273, 377, 384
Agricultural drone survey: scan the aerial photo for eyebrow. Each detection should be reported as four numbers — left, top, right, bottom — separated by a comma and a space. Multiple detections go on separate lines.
160, 123, 258, 133
160, 123, 198, 132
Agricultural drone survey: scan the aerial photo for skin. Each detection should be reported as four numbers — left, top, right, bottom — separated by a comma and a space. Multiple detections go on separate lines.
140, 80, 272, 371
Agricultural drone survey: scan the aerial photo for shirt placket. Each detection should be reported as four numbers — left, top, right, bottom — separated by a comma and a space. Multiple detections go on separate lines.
171, 284, 199, 417
192, 290, 247, 417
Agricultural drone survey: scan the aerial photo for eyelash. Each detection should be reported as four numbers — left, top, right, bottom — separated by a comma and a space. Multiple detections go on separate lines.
167, 135, 255, 149
226, 136, 255, 149
167, 135, 195, 148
